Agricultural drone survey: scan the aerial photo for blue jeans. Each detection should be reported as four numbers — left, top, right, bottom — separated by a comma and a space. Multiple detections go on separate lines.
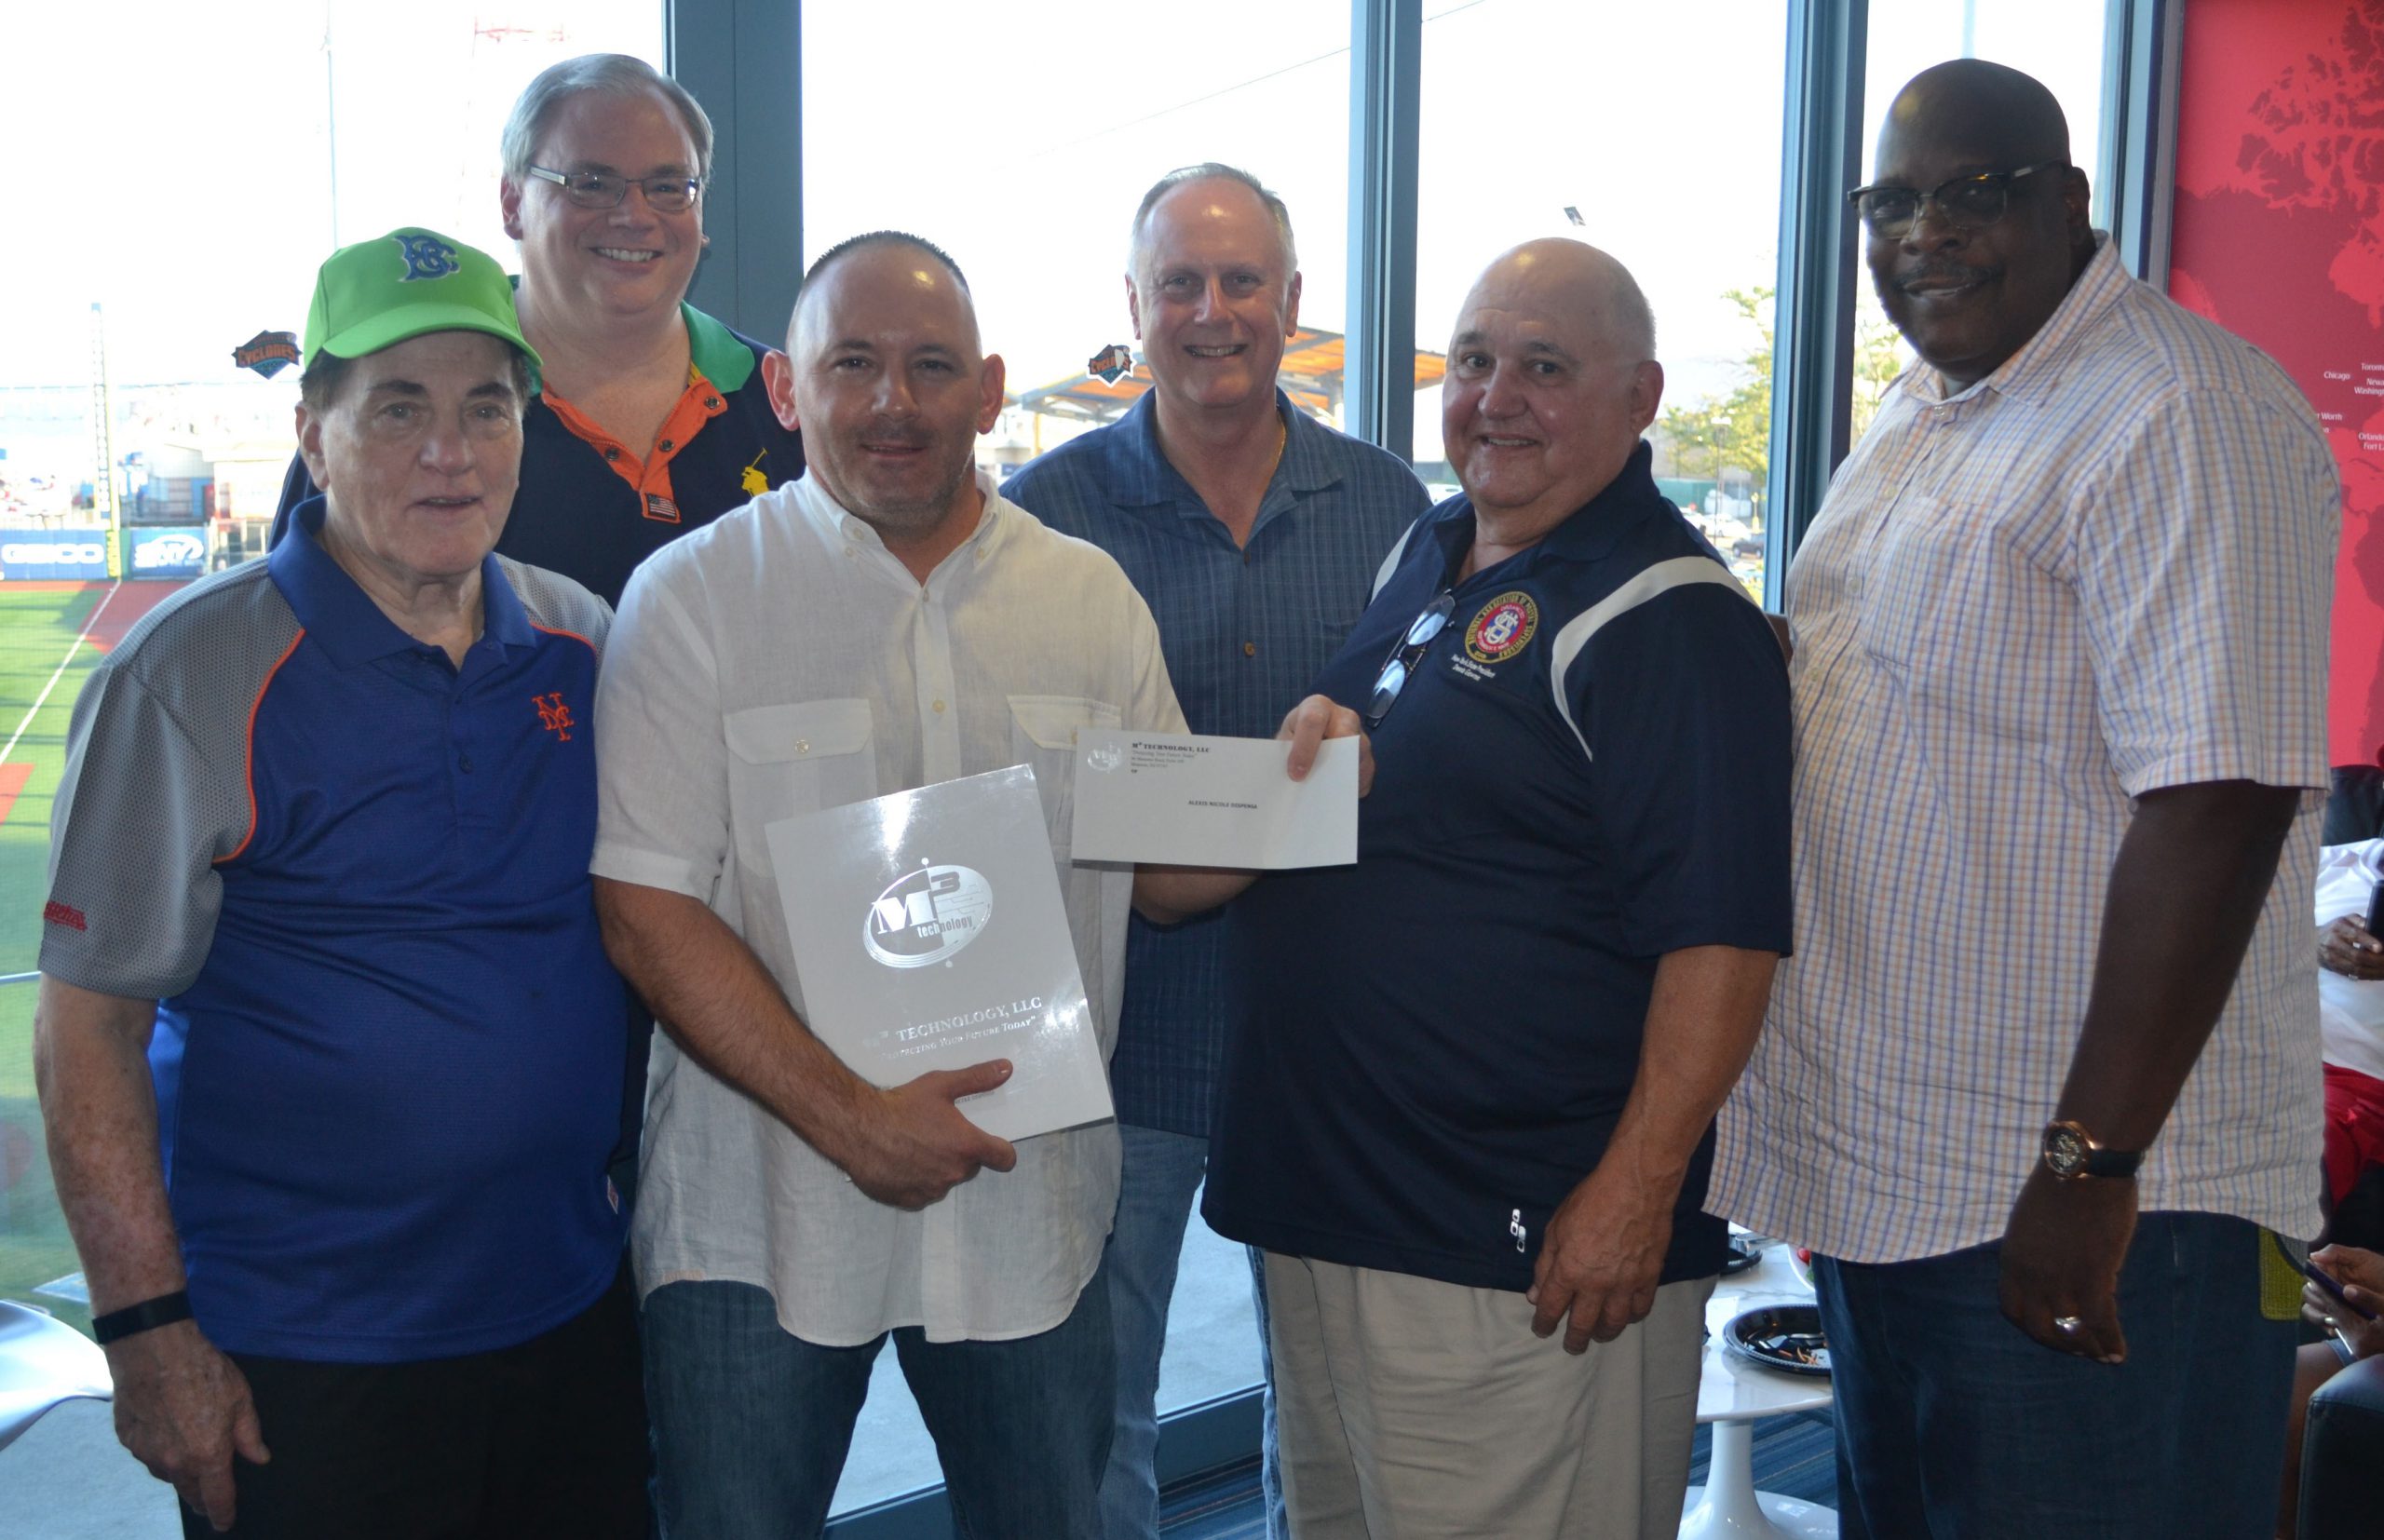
643, 1270, 1113, 1540
1815, 1210, 2296, 1539
1101, 1124, 1287, 1540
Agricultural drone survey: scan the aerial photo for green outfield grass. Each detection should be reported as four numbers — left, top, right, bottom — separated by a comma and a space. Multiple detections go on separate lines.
0, 581, 123, 1327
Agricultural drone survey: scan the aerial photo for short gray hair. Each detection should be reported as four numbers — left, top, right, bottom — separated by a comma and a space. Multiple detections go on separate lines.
1606, 265, 1657, 363
500, 54, 714, 186
1129, 163, 1297, 277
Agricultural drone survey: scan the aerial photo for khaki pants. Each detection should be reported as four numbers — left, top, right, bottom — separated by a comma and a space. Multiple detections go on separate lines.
1263, 1251, 1714, 1540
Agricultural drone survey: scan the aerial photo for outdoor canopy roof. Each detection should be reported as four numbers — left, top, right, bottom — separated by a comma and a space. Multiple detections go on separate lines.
1011, 325, 1448, 425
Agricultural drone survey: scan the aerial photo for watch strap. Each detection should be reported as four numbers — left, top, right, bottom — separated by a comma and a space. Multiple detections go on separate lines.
2078, 1143, 2144, 1179
90, 1289, 194, 1345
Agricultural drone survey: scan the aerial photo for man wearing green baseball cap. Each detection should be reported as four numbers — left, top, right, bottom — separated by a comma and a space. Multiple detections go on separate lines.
34, 226, 645, 1537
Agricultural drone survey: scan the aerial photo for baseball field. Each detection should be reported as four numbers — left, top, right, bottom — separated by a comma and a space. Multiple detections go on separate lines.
0, 579, 180, 1326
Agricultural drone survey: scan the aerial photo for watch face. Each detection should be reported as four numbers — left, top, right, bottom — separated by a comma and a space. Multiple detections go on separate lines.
2044, 1125, 2088, 1178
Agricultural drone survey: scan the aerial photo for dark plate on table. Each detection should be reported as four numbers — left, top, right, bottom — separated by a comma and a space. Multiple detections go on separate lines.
1720, 1236, 1764, 1277
1722, 1304, 1830, 1377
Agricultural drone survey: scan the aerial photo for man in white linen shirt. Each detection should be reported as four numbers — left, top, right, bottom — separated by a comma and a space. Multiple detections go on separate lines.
1710, 60, 2339, 1538
589, 231, 1189, 1539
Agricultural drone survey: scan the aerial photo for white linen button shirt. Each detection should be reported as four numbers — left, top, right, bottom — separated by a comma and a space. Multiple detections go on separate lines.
592, 469, 1185, 1344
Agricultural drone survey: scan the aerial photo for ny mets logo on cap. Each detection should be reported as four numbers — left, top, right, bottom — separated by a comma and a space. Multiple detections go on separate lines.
395, 233, 464, 282
1465, 591, 1539, 665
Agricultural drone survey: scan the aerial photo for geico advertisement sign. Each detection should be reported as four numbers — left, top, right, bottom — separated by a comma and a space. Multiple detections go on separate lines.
1, 541, 104, 565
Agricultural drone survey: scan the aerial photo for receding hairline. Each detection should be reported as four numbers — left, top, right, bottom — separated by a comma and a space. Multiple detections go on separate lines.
1878, 58, 2071, 172
1461, 239, 1658, 362
1127, 164, 1299, 279
786, 232, 982, 353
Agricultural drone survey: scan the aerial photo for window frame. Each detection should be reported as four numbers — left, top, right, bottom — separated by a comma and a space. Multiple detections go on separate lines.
671, 2, 2166, 1528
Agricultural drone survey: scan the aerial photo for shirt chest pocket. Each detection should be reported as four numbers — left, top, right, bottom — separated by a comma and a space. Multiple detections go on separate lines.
1007, 695, 1121, 861
1855, 495, 1978, 673
724, 698, 879, 871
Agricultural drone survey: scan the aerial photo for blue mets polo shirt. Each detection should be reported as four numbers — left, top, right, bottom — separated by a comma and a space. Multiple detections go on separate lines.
41, 501, 627, 1361
1201, 443, 1792, 1293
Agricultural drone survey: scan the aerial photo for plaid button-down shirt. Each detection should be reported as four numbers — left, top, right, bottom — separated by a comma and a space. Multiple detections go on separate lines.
1712, 236, 2340, 1261
1006, 391, 1428, 1134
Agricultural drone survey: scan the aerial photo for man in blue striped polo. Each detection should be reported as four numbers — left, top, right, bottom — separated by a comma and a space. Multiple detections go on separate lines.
1004, 164, 1428, 1539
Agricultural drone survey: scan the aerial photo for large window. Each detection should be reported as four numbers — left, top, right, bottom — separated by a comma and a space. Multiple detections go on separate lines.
801, 0, 1359, 1513
802, 0, 1352, 484
3, 3, 2156, 1530
0, 0, 663, 1366
1413, 0, 1790, 597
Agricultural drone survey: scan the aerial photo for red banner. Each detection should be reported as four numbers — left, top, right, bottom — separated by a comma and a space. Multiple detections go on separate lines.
2169, 0, 2384, 766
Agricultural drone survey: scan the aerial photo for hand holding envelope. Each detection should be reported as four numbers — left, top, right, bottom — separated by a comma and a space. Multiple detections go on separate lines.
1279, 693, 1375, 797
1073, 693, 1370, 874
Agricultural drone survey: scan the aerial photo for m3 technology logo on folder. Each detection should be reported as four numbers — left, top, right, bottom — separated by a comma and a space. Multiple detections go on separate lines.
862, 861, 994, 969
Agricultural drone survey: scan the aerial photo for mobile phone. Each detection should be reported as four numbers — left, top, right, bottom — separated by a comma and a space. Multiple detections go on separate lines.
2364, 876, 2384, 938
2285, 1242, 2379, 1322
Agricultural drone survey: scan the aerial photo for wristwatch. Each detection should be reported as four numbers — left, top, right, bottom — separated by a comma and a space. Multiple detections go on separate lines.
2040, 1120, 2144, 1181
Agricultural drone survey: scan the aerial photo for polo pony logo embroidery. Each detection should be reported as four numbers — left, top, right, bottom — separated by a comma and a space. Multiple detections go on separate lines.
534, 692, 576, 742
394, 233, 462, 281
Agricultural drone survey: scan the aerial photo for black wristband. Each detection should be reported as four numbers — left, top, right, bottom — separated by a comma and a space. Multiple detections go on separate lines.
91, 1290, 194, 1345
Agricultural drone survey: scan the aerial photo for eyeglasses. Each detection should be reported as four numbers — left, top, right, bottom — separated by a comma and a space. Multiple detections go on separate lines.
1845, 162, 2066, 238
526, 165, 704, 213
1363, 591, 1456, 730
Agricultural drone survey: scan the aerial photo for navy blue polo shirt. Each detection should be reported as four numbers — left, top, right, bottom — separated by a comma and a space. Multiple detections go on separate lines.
1201, 444, 1793, 1293
273, 304, 804, 605
43, 501, 628, 1361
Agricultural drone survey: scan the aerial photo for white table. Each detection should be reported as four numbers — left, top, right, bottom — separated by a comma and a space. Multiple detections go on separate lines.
1680, 1241, 1839, 1539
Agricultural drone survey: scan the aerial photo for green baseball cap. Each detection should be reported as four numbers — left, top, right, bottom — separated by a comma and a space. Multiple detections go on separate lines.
302, 227, 540, 371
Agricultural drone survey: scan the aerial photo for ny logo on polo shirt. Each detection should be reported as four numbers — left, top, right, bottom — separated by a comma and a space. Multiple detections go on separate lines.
534, 692, 576, 742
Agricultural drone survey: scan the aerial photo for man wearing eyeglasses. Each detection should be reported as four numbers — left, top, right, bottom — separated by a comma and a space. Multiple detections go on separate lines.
275, 55, 805, 608
271, 53, 807, 1254
1712, 60, 2338, 1536
1199, 237, 1792, 1537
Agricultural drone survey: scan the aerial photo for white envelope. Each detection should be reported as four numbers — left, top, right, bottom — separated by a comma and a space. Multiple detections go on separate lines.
1068, 728, 1358, 870
766, 764, 1114, 1142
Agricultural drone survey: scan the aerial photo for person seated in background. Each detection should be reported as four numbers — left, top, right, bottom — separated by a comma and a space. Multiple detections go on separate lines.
2313, 840, 2384, 1250
2276, 1244, 2384, 1536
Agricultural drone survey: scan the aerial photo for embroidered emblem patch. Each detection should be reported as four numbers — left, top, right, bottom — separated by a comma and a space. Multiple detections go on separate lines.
740, 451, 770, 497
1464, 591, 1538, 664
534, 692, 576, 742
643, 492, 683, 524
392, 233, 463, 282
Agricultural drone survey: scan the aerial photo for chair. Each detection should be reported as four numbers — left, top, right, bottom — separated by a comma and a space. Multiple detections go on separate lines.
0, 1299, 114, 1453
2298, 1354, 2384, 1539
